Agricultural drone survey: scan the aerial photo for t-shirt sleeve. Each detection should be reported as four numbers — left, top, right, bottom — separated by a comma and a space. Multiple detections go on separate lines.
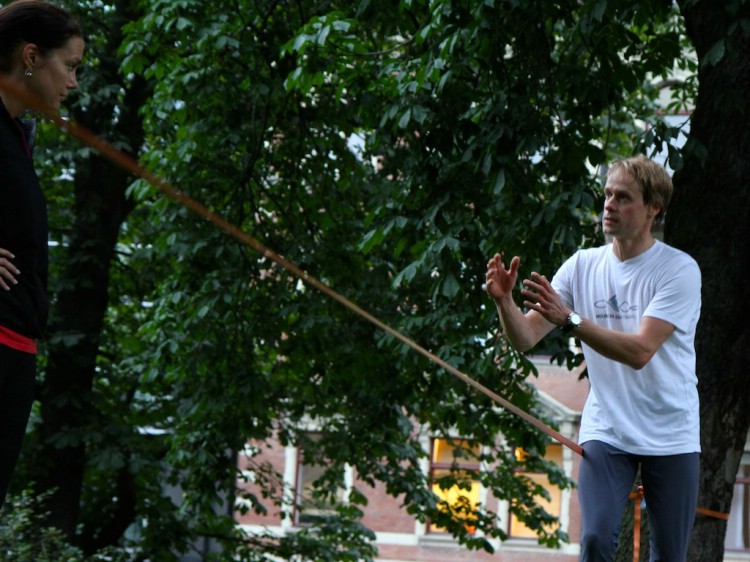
643, 257, 702, 333
551, 251, 580, 310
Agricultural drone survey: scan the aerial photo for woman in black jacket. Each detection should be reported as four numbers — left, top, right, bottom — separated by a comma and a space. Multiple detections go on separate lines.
0, 0, 83, 507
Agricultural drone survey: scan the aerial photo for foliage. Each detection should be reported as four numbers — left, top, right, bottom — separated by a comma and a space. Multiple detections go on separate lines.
10, 0, 706, 560
111, 0, 686, 557
0, 491, 129, 562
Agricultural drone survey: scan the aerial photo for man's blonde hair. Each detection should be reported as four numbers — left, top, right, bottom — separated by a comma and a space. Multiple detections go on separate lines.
607, 155, 673, 222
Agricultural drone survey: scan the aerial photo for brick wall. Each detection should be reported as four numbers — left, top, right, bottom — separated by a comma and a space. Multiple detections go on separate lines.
234, 362, 587, 560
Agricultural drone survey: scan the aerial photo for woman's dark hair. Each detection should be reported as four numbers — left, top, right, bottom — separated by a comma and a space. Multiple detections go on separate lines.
0, 0, 81, 73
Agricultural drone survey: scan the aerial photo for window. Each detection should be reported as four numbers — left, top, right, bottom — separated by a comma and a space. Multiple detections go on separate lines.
509, 443, 563, 538
726, 460, 750, 551
428, 438, 482, 534
294, 432, 345, 526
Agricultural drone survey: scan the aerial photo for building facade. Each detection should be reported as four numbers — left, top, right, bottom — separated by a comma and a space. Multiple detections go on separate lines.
236, 360, 586, 561
235, 355, 750, 561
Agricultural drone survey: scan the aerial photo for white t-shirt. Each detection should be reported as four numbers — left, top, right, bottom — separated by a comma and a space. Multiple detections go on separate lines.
552, 240, 702, 455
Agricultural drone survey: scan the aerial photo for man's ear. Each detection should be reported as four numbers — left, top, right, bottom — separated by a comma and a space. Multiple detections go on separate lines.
648, 203, 662, 219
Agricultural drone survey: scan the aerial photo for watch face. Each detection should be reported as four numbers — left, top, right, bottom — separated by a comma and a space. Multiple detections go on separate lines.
562, 312, 582, 333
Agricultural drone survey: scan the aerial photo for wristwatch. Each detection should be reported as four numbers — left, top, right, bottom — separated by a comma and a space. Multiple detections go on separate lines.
562, 311, 583, 333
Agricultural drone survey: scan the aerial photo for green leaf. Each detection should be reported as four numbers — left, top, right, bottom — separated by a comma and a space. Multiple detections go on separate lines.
704, 39, 726, 66
441, 273, 461, 297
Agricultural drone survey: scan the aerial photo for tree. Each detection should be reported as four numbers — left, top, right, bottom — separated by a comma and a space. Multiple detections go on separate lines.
115, 0, 679, 558
670, 1, 750, 559
9, 0, 749, 560
17, 0, 154, 554
115, 0, 576, 556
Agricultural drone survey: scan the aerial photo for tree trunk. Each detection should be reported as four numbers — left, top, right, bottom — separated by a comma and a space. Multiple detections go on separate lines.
670, 3, 750, 560
29, 1, 148, 545
37, 151, 133, 536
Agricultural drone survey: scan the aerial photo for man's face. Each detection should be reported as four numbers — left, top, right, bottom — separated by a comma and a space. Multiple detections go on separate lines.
602, 169, 659, 240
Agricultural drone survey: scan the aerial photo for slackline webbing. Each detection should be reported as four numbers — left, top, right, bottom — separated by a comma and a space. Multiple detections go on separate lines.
0, 77, 582, 456
12, 80, 732, 522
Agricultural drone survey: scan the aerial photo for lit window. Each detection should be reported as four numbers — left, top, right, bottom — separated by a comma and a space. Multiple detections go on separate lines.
509, 443, 563, 538
428, 438, 482, 534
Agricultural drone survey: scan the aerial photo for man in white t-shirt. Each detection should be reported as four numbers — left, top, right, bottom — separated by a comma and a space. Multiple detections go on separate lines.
485, 155, 701, 561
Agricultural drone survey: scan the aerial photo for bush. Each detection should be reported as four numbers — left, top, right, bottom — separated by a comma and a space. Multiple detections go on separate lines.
0, 490, 130, 562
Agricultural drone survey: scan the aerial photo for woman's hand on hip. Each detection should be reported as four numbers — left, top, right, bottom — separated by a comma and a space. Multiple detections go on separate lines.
0, 248, 20, 291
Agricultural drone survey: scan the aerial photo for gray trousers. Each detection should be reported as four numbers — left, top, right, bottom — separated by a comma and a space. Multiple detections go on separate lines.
578, 440, 699, 562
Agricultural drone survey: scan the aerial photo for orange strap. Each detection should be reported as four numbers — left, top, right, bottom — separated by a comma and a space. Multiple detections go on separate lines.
695, 506, 730, 520
629, 486, 729, 562
2, 79, 739, 529
0, 79, 589, 457
630, 486, 644, 562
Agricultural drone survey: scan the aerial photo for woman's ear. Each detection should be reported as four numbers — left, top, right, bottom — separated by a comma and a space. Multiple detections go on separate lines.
21, 43, 40, 71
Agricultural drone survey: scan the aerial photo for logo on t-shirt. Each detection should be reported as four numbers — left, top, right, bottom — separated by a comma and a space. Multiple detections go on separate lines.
595, 295, 638, 320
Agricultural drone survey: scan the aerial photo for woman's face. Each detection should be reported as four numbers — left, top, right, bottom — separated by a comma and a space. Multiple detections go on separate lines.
28, 36, 84, 111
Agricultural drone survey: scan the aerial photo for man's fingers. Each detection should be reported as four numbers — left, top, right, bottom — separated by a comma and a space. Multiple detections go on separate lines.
508, 256, 520, 275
